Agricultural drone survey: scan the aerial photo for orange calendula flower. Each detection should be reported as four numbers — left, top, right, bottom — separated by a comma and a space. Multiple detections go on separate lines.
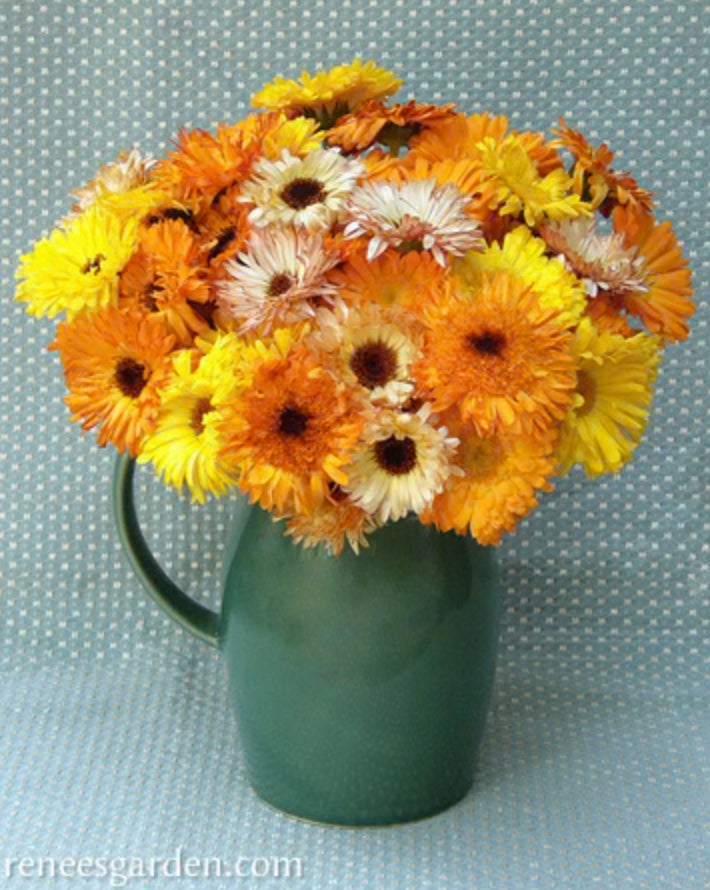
326, 99, 458, 153
422, 419, 558, 545
552, 118, 655, 215
328, 247, 447, 316
221, 345, 365, 514
153, 113, 286, 202
612, 205, 694, 343
409, 111, 509, 163
410, 112, 562, 176
119, 219, 213, 346
414, 272, 577, 437
51, 306, 175, 456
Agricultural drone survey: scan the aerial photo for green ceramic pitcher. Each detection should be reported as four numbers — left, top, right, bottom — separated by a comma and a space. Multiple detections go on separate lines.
113, 453, 500, 825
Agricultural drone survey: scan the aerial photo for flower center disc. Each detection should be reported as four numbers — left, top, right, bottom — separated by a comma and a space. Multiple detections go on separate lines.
143, 281, 160, 312
114, 357, 147, 398
280, 178, 326, 209
467, 330, 506, 356
575, 369, 598, 417
278, 405, 309, 437
268, 273, 294, 297
81, 253, 106, 276
374, 435, 417, 475
350, 342, 397, 389
191, 398, 214, 434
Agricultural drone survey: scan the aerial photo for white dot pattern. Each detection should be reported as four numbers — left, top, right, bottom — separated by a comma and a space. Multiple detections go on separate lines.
1, 1, 708, 887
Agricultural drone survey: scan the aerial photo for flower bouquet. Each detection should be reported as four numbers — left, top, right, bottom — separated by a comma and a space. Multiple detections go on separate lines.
16, 59, 696, 825
16, 60, 694, 554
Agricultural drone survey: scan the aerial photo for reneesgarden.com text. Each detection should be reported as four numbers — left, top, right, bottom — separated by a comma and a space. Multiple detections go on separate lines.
4, 848, 305, 886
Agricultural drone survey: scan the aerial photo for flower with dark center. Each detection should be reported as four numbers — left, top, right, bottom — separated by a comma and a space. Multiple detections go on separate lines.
220, 345, 364, 514
241, 148, 363, 230
413, 272, 577, 436
48, 304, 174, 456
218, 229, 340, 333
307, 301, 420, 406
344, 405, 459, 522
558, 317, 662, 476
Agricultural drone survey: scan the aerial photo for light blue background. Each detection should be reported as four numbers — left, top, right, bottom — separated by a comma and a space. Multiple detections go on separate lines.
1, 1, 708, 888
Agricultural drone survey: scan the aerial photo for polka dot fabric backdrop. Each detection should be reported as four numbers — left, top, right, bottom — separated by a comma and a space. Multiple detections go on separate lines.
1, 2, 708, 888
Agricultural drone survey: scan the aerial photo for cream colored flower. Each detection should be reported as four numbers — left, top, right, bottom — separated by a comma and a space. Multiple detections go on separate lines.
344, 404, 460, 522
309, 300, 421, 406
240, 149, 363, 231
218, 229, 340, 332
343, 177, 483, 266
539, 218, 647, 297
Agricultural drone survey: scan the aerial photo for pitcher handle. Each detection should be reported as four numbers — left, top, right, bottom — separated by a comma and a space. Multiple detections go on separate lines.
112, 454, 220, 648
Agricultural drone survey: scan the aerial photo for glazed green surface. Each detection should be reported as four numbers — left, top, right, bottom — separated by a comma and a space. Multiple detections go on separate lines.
221, 506, 499, 825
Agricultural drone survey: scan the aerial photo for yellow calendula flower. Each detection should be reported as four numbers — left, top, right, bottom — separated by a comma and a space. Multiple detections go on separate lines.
478, 135, 592, 227
559, 317, 662, 477
455, 225, 587, 328
262, 116, 323, 159
251, 59, 402, 125
196, 325, 302, 391
16, 204, 140, 321
138, 335, 245, 502
92, 184, 172, 222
